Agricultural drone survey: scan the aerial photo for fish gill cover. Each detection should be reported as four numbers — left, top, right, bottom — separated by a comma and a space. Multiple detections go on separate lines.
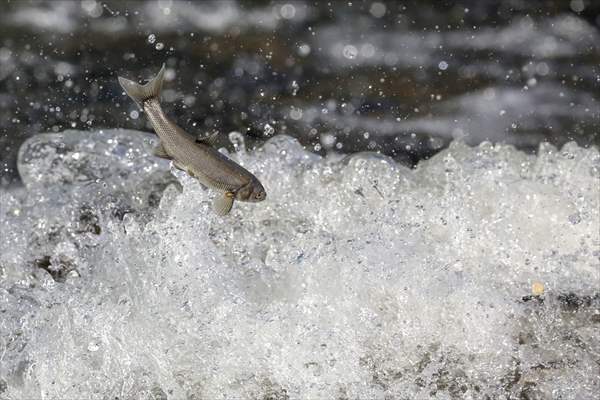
0, 129, 599, 399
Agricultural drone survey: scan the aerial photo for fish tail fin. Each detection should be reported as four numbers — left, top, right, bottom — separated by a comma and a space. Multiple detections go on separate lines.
118, 64, 165, 106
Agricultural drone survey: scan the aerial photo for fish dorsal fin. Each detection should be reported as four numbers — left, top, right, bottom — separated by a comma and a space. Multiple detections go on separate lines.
196, 132, 219, 147
153, 142, 172, 159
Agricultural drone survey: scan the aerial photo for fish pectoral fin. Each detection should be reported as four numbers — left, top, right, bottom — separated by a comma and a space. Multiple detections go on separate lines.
196, 132, 219, 147
153, 142, 172, 159
171, 161, 202, 183
172, 160, 186, 171
213, 192, 234, 216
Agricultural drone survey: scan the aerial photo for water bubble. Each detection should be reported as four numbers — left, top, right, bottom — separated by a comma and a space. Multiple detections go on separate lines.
297, 43, 311, 57
369, 2, 387, 18
342, 45, 358, 60
263, 123, 275, 136
289, 107, 303, 120
320, 133, 336, 149
155, 42, 164, 51
570, 0, 585, 12
536, 62, 550, 76
81, 0, 102, 18
147, 34, 156, 44
438, 61, 448, 70
87, 342, 99, 352
129, 110, 139, 120
280, 4, 296, 19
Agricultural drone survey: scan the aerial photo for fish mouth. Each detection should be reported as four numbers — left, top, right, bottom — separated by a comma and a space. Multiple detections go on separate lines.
245, 197, 266, 203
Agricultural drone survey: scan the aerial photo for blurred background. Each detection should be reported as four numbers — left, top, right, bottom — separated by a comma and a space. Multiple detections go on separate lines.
0, 0, 598, 186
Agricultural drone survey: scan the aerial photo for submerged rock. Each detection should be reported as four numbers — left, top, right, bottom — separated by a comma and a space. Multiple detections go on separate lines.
0, 130, 598, 399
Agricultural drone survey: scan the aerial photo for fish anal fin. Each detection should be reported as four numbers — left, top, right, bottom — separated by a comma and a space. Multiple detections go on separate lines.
153, 142, 172, 159
213, 192, 234, 216
196, 132, 219, 147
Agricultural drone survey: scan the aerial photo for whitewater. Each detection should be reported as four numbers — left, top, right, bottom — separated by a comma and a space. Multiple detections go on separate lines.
1, 129, 598, 399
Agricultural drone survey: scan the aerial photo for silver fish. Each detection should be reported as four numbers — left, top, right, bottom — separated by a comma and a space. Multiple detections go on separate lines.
118, 65, 266, 216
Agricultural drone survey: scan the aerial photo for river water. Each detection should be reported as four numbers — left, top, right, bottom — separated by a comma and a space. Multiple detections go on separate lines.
0, 0, 598, 185
0, 1, 599, 399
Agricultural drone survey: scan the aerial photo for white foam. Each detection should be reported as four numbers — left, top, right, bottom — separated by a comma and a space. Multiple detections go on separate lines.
1, 131, 598, 399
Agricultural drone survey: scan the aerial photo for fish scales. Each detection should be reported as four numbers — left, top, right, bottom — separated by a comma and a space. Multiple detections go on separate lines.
143, 99, 248, 191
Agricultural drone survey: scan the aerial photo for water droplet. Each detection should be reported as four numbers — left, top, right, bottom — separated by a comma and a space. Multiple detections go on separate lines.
228, 131, 246, 152
369, 2, 387, 18
263, 123, 275, 136
155, 42, 164, 51
297, 43, 311, 57
290, 107, 303, 120
343, 45, 358, 60
280, 3, 296, 19
291, 80, 299, 96
147, 34, 156, 44
570, 0, 585, 12
320, 133, 336, 149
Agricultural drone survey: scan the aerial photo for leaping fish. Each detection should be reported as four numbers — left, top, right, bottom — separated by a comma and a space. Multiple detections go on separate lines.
118, 65, 266, 216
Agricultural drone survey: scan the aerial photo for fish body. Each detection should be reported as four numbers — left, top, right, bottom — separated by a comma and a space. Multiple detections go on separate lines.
118, 65, 266, 215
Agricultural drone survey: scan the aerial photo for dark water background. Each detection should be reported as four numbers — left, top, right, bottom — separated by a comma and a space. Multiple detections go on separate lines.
1, 0, 599, 186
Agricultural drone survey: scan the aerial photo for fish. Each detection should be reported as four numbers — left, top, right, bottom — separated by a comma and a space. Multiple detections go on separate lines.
117, 64, 266, 216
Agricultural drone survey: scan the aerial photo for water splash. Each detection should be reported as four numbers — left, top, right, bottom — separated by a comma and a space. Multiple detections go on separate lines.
1, 130, 598, 399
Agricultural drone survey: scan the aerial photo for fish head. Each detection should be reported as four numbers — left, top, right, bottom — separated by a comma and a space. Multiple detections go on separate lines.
236, 179, 267, 203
